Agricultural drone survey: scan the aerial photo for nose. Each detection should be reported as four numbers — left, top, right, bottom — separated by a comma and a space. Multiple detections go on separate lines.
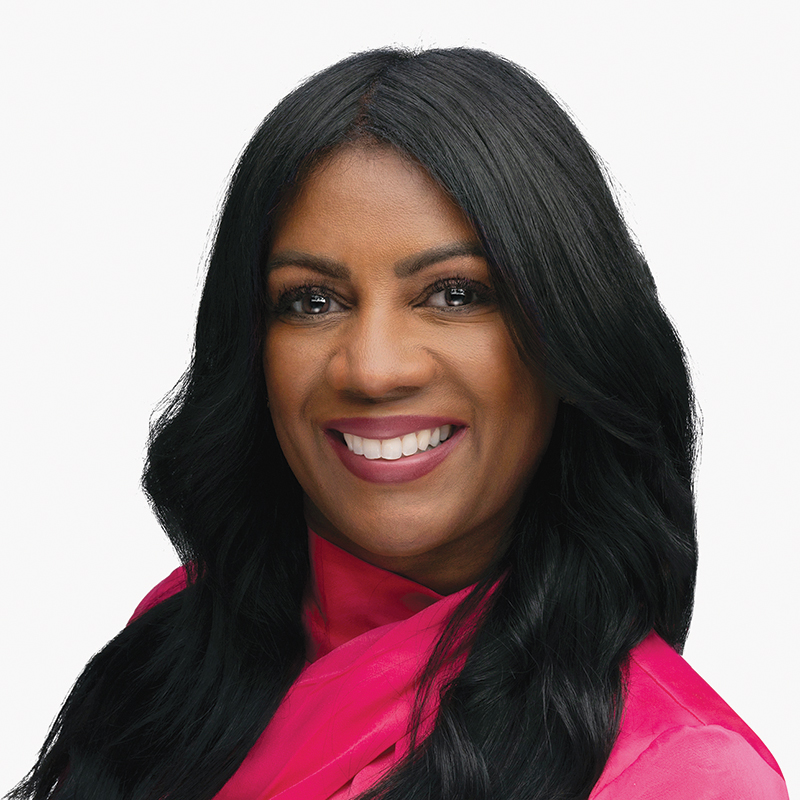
325, 308, 436, 401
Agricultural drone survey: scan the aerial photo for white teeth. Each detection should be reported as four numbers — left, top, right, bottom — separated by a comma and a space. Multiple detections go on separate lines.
401, 432, 418, 456
362, 438, 381, 460
381, 437, 403, 460
416, 428, 431, 451
341, 426, 456, 459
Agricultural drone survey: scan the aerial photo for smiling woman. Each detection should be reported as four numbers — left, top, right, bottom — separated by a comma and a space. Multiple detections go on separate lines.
10, 48, 787, 800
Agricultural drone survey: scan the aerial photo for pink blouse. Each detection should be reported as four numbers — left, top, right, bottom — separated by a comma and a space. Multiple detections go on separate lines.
132, 533, 787, 799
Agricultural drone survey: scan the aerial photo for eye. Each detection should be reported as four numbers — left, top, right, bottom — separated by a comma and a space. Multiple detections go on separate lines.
424, 277, 492, 310
436, 286, 475, 307
296, 291, 333, 314
273, 284, 345, 317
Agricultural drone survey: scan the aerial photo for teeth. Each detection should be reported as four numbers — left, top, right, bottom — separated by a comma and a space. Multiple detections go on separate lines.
381, 437, 403, 460
363, 438, 381, 460
417, 428, 431, 451
343, 426, 455, 459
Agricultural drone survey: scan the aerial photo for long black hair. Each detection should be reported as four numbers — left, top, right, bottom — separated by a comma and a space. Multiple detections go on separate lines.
12, 47, 698, 800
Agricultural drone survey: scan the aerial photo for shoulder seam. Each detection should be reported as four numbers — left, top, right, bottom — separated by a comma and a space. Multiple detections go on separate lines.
593, 723, 786, 798
628, 648, 708, 725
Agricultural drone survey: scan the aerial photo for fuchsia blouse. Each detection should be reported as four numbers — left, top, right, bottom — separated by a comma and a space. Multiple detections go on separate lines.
132, 532, 787, 799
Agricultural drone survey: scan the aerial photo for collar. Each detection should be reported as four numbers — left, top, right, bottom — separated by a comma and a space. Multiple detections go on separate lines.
304, 529, 444, 661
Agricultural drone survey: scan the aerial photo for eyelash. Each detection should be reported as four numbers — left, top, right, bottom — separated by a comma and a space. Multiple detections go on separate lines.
271, 276, 493, 318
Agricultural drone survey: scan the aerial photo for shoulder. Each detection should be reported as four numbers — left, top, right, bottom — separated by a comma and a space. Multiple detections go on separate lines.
591, 632, 787, 799
127, 566, 189, 624
592, 724, 788, 799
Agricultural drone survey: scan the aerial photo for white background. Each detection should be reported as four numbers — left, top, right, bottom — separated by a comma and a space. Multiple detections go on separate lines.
1, 0, 797, 794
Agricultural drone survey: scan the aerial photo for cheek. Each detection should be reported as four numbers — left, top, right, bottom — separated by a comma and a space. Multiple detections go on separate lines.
263, 329, 307, 434
477, 331, 558, 460
262, 327, 334, 484
472, 329, 539, 407
262, 338, 311, 497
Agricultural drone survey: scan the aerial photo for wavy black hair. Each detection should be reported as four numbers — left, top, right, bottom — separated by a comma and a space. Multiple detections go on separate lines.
11, 47, 698, 800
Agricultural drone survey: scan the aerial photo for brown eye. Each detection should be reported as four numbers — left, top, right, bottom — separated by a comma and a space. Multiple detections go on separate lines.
301, 293, 331, 314
274, 285, 345, 318
442, 286, 472, 306
426, 281, 487, 309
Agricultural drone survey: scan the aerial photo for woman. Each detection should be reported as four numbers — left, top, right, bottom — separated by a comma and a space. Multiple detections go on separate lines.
12, 48, 786, 800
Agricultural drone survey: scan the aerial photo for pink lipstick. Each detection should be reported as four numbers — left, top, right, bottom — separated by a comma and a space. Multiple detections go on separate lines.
322, 416, 467, 483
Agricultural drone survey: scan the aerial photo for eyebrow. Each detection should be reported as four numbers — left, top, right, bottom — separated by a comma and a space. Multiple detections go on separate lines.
264, 241, 486, 280
265, 251, 348, 280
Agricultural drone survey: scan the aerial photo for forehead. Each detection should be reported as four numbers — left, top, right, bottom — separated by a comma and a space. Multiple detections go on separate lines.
271, 146, 478, 254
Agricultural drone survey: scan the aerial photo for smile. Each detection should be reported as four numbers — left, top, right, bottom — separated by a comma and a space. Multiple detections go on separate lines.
323, 416, 466, 484
342, 425, 453, 460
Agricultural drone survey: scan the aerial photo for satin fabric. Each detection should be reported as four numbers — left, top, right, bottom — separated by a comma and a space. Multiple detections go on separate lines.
131, 532, 787, 799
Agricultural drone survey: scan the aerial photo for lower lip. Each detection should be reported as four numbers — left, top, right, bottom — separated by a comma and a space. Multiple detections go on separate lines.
325, 427, 466, 484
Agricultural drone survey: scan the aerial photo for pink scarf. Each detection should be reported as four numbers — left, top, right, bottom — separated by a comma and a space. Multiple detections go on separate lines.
131, 533, 788, 798
132, 532, 481, 799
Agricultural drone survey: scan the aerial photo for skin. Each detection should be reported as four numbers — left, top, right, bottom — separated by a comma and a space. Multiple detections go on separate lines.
263, 146, 559, 594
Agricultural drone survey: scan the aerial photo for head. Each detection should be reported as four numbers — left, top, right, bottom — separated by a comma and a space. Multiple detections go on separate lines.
263, 143, 560, 593
153, 45, 696, 641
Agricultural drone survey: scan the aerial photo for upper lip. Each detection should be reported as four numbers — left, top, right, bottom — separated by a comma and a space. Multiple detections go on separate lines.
324, 415, 466, 439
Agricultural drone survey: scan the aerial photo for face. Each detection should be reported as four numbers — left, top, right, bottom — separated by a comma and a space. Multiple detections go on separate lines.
264, 146, 558, 593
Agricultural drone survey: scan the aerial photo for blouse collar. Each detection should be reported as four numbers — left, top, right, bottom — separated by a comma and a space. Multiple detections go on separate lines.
304, 529, 443, 661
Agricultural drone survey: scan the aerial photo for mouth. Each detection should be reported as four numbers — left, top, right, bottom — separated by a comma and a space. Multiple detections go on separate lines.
337, 424, 455, 460
322, 417, 466, 484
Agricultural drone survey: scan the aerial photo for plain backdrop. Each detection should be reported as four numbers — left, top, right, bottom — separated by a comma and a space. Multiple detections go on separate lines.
2, 0, 797, 794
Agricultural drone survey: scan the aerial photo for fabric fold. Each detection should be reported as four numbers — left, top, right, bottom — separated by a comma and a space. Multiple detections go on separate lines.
214, 530, 477, 800
131, 531, 787, 799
